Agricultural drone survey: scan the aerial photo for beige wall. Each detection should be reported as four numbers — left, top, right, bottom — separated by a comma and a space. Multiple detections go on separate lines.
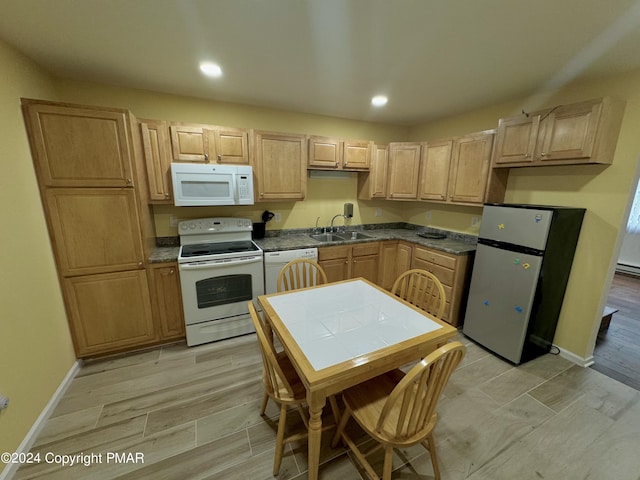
52, 80, 408, 235
407, 71, 640, 361
0, 41, 76, 455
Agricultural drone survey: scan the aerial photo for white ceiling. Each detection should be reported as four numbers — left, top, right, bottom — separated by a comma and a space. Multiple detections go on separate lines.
2, 0, 640, 125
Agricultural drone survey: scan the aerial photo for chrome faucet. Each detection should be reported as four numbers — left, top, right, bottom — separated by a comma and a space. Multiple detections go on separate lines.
330, 214, 347, 232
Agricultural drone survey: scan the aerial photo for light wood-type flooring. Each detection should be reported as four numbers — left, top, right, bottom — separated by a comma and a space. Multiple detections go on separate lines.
592, 273, 640, 391
12, 329, 640, 480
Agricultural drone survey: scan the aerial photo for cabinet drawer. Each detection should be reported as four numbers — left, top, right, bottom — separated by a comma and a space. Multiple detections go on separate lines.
411, 257, 454, 286
318, 245, 350, 261
352, 242, 379, 257
413, 246, 456, 269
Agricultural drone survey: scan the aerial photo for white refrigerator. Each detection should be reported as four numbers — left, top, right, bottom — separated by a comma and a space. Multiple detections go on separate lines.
463, 204, 585, 364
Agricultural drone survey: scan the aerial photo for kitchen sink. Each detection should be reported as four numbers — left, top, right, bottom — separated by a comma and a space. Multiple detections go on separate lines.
309, 232, 373, 242
344, 232, 373, 240
309, 233, 345, 242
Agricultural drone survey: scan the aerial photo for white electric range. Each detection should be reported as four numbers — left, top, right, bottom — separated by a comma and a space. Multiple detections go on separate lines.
177, 217, 264, 346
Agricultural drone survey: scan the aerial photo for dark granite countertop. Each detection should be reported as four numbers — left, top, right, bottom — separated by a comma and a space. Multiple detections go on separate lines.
149, 224, 477, 264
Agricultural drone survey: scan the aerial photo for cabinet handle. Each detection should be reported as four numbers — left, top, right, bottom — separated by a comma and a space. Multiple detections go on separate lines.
126, 178, 132, 184
204, 153, 209, 162
540, 152, 547, 157
169, 269, 175, 274
335, 161, 339, 167
260, 192, 264, 197
524, 153, 531, 158
138, 261, 143, 267
164, 192, 170, 198
217, 154, 222, 163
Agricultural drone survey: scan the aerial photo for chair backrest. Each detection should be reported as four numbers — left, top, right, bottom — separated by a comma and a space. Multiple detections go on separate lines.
391, 269, 446, 318
248, 301, 296, 401
377, 341, 466, 442
277, 259, 328, 292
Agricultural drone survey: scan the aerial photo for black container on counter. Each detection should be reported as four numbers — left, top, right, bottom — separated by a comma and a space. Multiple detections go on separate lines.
252, 222, 266, 239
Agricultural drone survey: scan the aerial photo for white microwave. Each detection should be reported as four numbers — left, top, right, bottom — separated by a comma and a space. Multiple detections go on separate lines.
171, 163, 254, 206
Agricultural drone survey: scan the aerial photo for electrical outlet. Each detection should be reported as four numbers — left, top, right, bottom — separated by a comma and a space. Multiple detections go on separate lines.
425, 211, 432, 221
169, 215, 178, 227
375, 208, 382, 217
274, 212, 281, 222
471, 216, 481, 227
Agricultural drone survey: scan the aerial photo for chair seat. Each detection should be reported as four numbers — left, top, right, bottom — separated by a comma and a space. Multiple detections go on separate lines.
270, 351, 306, 401
343, 369, 427, 444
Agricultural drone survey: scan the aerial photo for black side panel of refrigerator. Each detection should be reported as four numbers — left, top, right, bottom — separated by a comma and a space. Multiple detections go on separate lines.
521, 207, 585, 362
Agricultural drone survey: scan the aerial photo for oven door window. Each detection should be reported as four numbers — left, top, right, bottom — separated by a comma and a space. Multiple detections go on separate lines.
196, 274, 253, 309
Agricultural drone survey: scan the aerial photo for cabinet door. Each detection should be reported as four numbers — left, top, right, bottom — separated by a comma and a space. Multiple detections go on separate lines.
170, 124, 209, 162
149, 264, 185, 340
371, 144, 389, 198
24, 102, 134, 187
397, 242, 412, 274
352, 255, 379, 283
140, 120, 172, 201
537, 101, 602, 161
493, 114, 539, 165
378, 240, 398, 290
64, 270, 157, 357
46, 188, 145, 276
253, 130, 307, 200
419, 140, 453, 201
388, 143, 421, 200
343, 140, 371, 170
318, 245, 350, 283
209, 127, 249, 164
308, 136, 342, 169
448, 133, 493, 205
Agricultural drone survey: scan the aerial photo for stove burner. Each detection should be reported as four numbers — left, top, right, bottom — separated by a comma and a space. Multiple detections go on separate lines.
181, 241, 260, 258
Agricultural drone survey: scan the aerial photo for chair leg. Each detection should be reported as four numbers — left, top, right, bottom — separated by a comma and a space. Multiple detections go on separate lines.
260, 392, 269, 415
424, 433, 441, 480
273, 403, 288, 476
331, 408, 351, 448
382, 446, 394, 480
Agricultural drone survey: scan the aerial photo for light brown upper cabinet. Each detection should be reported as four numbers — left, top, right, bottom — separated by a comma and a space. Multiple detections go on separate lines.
417, 131, 504, 206
387, 142, 421, 200
23, 101, 134, 187
448, 132, 494, 204
493, 97, 625, 167
357, 143, 388, 199
251, 130, 307, 200
140, 119, 173, 202
343, 139, 371, 170
308, 136, 371, 170
169, 123, 249, 164
418, 140, 453, 202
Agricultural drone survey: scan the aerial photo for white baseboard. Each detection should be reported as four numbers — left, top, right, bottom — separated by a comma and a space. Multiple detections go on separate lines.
616, 263, 640, 277
0, 360, 81, 480
554, 344, 594, 367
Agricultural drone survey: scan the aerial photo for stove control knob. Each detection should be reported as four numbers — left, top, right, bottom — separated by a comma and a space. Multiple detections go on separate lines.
188, 222, 196, 229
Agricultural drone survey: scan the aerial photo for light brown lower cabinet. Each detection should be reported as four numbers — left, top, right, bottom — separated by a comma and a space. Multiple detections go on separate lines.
318, 242, 380, 284
149, 263, 185, 340
64, 270, 158, 357
411, 245, 472, 326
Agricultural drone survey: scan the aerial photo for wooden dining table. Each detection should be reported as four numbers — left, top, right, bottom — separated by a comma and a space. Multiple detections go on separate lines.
258, 277, 457, 480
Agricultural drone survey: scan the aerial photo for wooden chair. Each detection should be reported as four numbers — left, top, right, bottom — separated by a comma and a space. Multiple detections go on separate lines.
331, 341, 466, 480
248, 302, 338, 475
277, 258, 328, 292
391, 268, 446, 319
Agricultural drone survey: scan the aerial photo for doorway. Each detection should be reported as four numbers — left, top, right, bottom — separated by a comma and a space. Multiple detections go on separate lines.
591, 170, 640, 390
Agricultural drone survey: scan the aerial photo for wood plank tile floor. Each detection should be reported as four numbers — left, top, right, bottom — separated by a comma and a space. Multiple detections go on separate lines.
13, 331, 640, 480
592, 273, 640, 391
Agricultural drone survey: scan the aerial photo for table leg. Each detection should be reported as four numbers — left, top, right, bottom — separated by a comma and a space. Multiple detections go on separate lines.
307, 391, 325, 480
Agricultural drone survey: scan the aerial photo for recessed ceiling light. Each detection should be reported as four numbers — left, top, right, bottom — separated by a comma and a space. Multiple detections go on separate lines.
199, 62, 223, 78
371, 95, 388, 107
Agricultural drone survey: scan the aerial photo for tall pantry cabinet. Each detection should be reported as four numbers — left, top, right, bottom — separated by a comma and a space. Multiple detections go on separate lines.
22, 99, 160, 357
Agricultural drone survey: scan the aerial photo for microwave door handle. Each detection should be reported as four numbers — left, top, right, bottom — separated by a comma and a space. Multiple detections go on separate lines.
180, 256, 263, 269
230, 173, 238, 203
